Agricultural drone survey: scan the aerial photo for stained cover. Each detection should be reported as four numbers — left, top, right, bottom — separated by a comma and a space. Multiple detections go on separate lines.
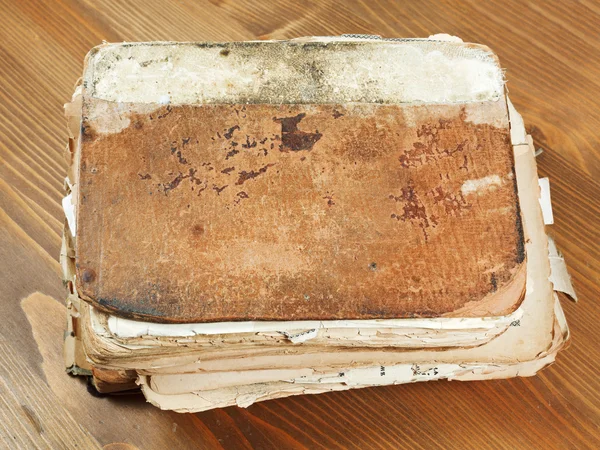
73, 39, 526, 322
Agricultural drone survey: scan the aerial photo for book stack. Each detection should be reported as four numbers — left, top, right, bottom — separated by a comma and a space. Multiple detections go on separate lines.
62, 35, 575, 412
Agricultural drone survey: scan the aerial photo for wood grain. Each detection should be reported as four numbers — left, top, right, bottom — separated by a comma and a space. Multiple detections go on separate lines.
0, 0, 598, 448
0, 327, 101, 449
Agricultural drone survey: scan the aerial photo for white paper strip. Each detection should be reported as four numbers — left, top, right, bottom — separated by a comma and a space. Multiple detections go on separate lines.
62, 193, 76, 235
538, 178, 554, 225
507, 96, 527, 146
107, 306, 522, 338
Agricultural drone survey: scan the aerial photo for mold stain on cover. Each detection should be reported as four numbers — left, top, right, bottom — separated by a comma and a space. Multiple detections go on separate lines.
236, 163, 276, 185
399, 107, 470, 169
273, 113, 322, 151
390, 180, 436, 241
158, 168, 205, 195
429, 186, 471, 216
128, 105, 284, 208
513, 171, 526, 264
191, 224, 204, 236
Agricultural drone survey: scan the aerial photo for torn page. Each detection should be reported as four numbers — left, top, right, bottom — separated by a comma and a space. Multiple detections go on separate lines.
548, 236, 578, 301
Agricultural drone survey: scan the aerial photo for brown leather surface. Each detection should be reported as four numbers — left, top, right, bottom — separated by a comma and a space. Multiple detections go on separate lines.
75, 98, 525, 322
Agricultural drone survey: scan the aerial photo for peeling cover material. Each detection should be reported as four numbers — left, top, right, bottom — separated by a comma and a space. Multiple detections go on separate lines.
73, 39, 526, 323
548, 236, 578, 301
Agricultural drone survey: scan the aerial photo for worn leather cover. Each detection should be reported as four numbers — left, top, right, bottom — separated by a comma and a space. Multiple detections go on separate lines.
74, 40, 526, 323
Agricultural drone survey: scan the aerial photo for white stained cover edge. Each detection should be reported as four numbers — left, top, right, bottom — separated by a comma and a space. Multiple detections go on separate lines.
87, 37, 504, 105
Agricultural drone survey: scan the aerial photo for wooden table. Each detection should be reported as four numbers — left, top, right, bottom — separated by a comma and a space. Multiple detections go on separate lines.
1, 0, 598, 448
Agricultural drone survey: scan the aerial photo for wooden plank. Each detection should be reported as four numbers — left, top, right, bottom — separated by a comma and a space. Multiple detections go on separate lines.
0, 339, 101, 449
21, 293, 224, 450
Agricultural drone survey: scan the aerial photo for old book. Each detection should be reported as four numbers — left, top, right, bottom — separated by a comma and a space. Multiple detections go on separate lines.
72, 36, 525, 323
62, 35, 574, 411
